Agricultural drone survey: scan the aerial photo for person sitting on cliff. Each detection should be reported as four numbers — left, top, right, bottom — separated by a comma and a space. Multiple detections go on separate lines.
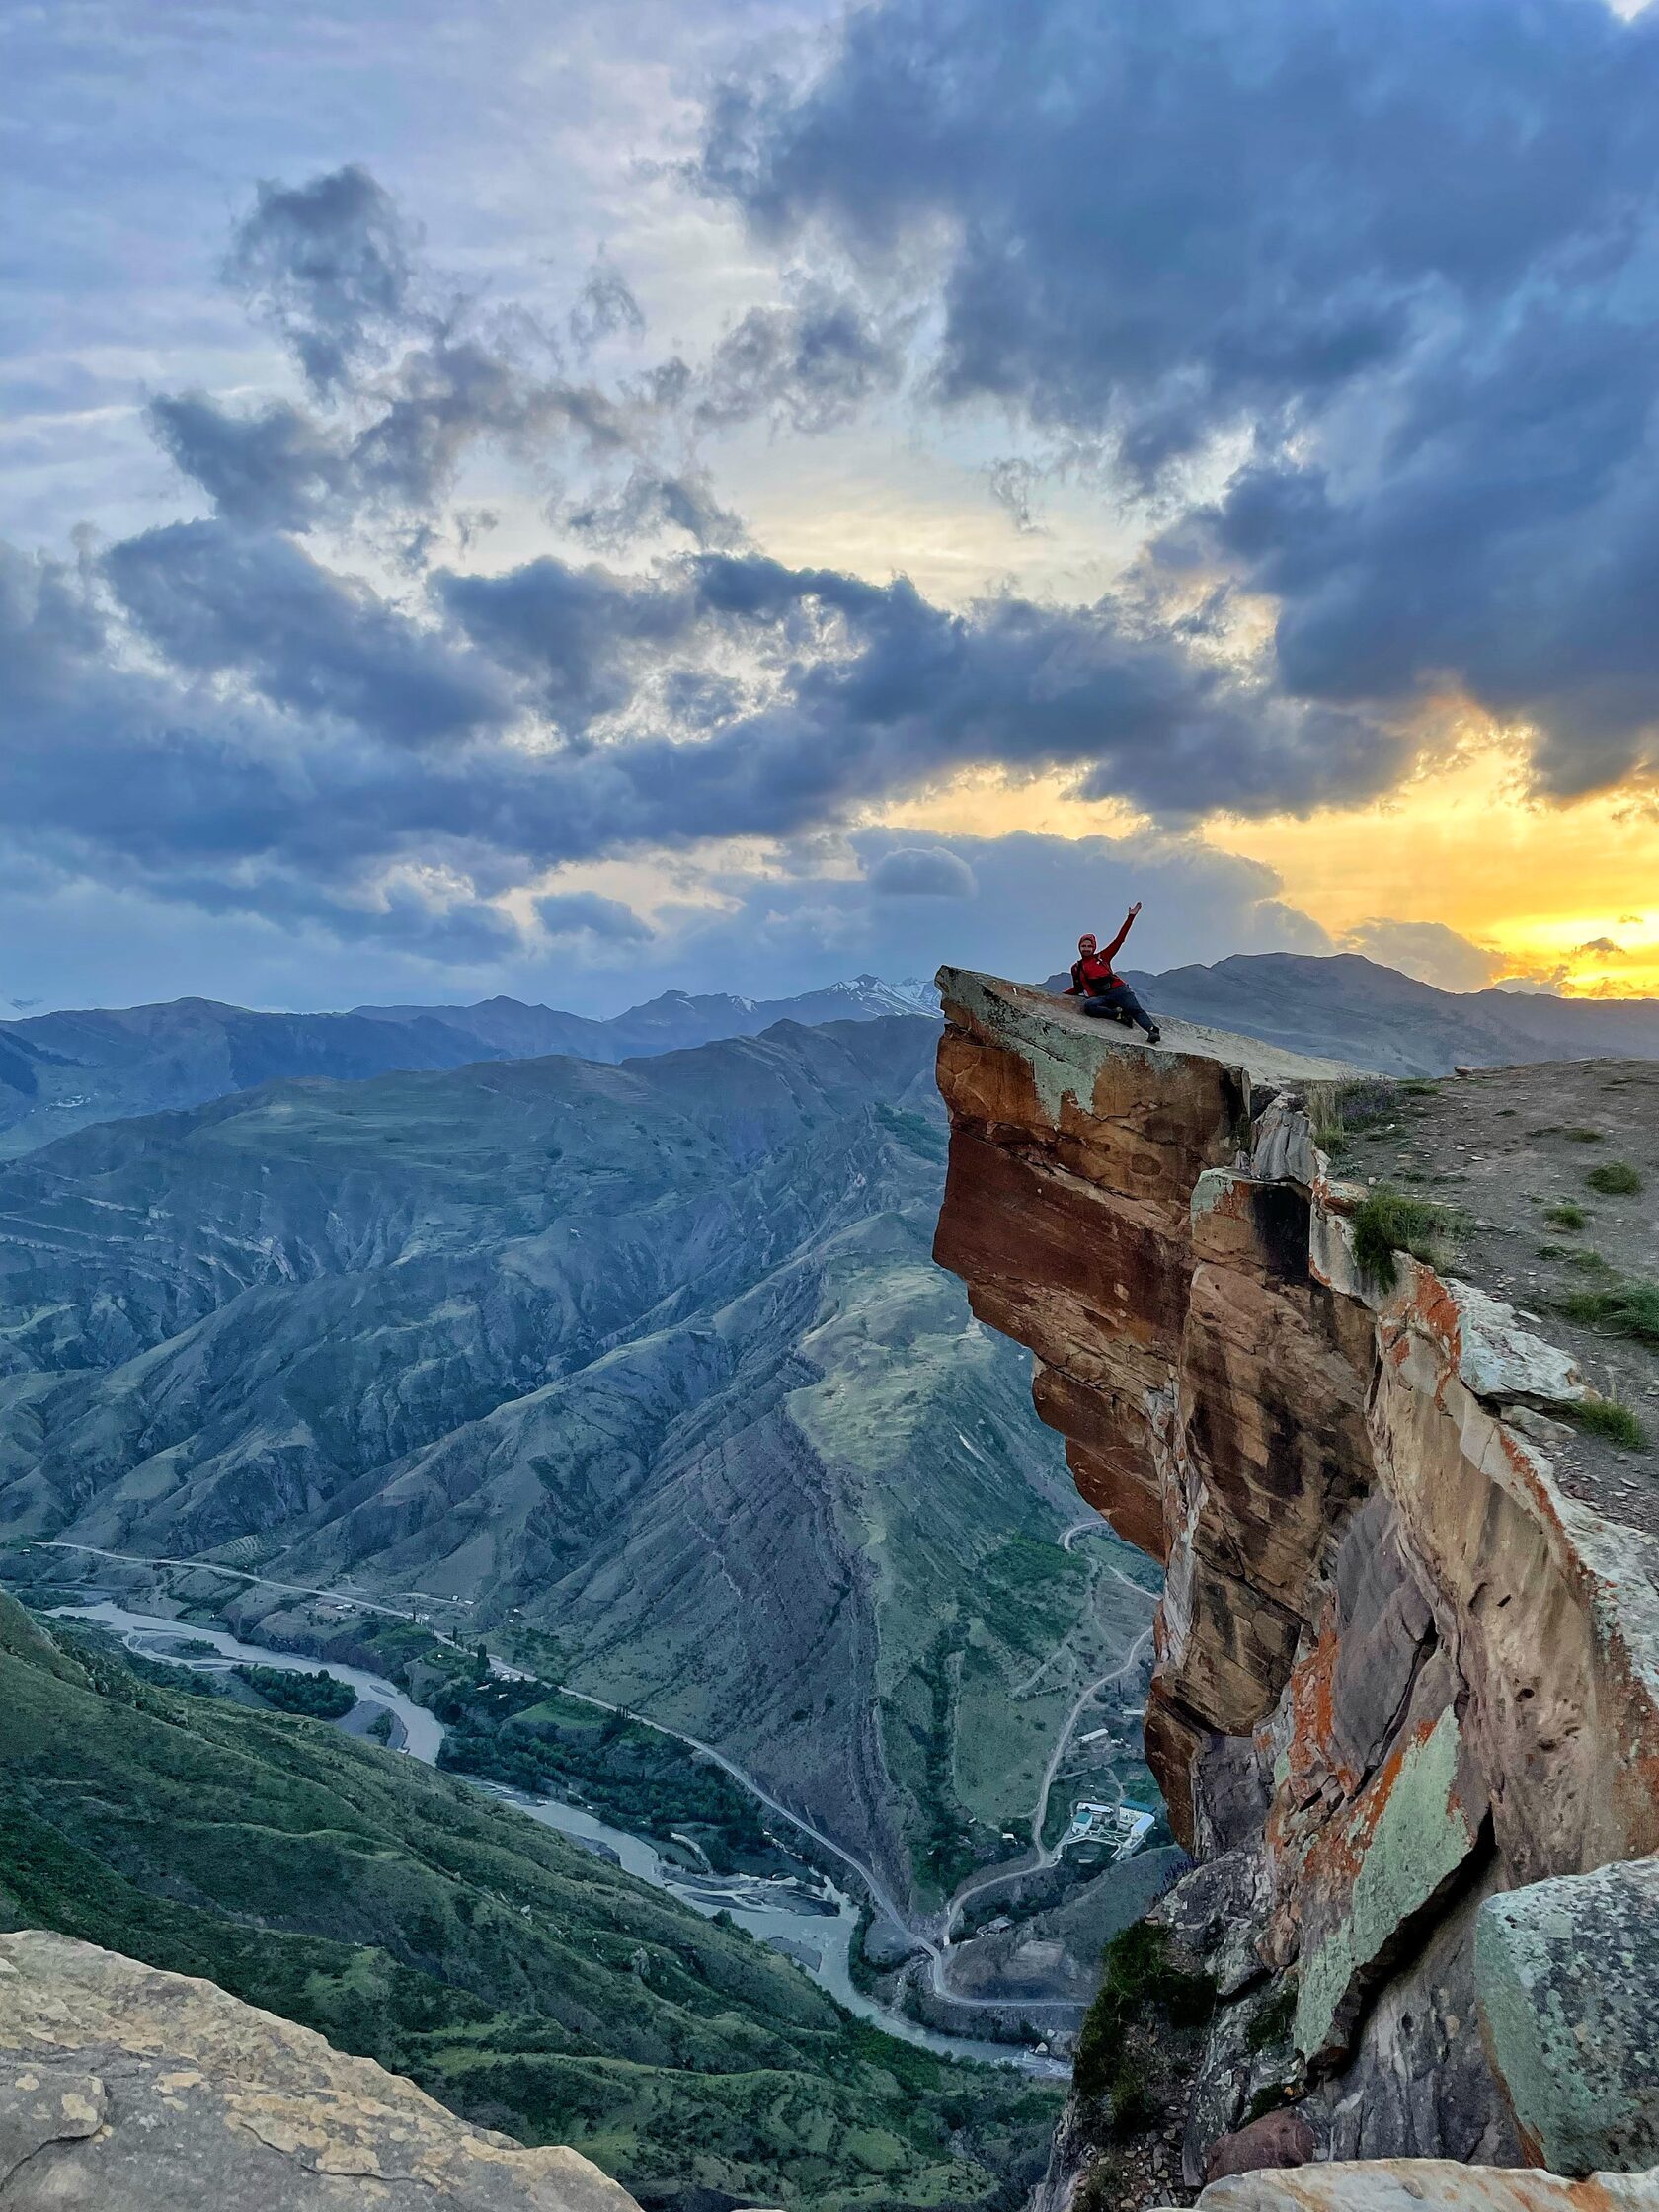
1064, 903, 1161, 1042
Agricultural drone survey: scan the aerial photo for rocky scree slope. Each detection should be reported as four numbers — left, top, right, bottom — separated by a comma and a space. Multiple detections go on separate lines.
0, 1592, 1057, 2211
931, 970, 1659, 2204
0, 1016, 1112, 1913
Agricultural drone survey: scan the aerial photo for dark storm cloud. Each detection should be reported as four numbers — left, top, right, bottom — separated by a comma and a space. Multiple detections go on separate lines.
434, 556, 703, 727
563, 464, 747, 551
442, 547, 1400, 827
228, 164, 423, 394
5, 517, 1399, 939
154, 335, 634, 532
168, 166, 839, 554
534, 890, 651, 942
700, 0, 1649, 443
351, 336, 632, 514
698, 0, 1659, 797
151, 167, 648, 536
105, 520, 510, 749
697, 289, 904, 433
1207, 293, 1659, 795
0, 153, 1433, 973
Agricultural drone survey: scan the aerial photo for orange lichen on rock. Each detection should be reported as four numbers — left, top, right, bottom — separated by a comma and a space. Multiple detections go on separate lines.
932, 969, 1659, 2178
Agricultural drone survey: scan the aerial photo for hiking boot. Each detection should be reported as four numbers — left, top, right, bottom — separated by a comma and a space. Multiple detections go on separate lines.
1146, 1024, 1161, 1044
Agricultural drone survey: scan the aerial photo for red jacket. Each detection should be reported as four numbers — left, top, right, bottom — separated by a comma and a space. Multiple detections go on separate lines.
1066, 915, 1135, 995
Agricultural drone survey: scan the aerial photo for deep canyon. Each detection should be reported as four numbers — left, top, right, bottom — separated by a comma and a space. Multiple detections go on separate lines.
4, 963, 1659, 2211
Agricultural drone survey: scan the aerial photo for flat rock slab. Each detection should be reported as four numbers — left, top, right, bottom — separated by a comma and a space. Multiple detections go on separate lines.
0, 1930, 641, 2212
937, 968, 1365, 1117
1154, 2157, 1659, 2207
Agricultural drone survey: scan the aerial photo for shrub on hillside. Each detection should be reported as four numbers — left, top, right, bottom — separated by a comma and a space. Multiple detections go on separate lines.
1351, 1187, 1462, 1288
1587, 1162, 1644, 1196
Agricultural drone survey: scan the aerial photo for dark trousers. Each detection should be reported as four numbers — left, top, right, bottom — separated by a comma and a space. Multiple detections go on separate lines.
1081, 983, 1156, 1036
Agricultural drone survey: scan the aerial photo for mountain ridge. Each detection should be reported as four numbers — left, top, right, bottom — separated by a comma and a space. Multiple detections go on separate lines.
1114, 951, 1659, 1076
10, 954, 1659, 1156
0, 976, 940, 1158
0, 1016, 1148, 1915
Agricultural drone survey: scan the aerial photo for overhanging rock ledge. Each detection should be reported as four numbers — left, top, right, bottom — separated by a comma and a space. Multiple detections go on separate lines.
931, 967, 1659, 2200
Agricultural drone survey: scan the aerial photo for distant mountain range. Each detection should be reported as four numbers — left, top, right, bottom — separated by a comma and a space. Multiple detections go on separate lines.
0, 975, 937, 1158
7, 956, 1658, 1162
352, 974, 939, 1061
0, 1015, 1122, 1912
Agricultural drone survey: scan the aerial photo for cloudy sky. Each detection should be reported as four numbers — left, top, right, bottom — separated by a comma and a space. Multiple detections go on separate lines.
7, 0, 1659, 1015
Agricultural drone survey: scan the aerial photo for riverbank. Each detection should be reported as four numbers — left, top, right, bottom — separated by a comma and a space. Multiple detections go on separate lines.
52, 1601, 1069, 2079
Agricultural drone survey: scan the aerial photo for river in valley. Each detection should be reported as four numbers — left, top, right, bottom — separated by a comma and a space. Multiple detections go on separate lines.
52, 1601, 1066, 2079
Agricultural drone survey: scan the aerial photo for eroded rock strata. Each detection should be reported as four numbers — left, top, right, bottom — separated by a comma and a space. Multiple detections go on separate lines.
932, 969, 1659, 2200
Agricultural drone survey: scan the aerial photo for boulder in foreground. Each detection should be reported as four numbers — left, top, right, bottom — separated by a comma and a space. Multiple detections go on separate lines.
0, 1930, 642, 2212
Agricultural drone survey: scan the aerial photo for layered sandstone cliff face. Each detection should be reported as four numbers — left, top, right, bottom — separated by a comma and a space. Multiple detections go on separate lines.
932, 970, 1659, 2201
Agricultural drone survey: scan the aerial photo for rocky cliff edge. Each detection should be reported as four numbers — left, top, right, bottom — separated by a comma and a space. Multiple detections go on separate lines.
0, 1930, 645, 2212
931, 968, 1659, 2202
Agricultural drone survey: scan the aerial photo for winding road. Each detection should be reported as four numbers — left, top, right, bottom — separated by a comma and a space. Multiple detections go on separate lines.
38, 1542, 430, 1623
943, 1617, 1156, 1945
34, 1520, 1158, 2020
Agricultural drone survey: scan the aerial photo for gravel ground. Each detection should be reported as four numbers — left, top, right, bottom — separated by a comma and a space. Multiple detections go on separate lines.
1332, 1059, 1659, 1538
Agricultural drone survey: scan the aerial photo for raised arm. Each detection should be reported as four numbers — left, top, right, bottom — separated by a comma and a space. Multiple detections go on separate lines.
1100, 901, 1142, 964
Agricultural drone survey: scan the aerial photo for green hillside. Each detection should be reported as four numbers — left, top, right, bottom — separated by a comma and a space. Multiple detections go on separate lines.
0, 1017, 1135, 1911
0, 1593, 1059, 2211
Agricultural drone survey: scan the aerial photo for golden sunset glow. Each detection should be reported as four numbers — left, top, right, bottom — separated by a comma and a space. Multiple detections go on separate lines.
886, 751, 1659, 996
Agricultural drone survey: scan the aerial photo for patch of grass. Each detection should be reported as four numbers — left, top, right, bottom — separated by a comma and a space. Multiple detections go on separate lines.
1073, 1923, 1214, 2111
1559, 1277, 1659, 1349
1244, 1981, 1298, 2056
1563, 1249, 1612, 1274
1563, 1128, 1606, 1144
1351, 1185, 1463, 1288
1107, 2057, 1161, 2136
1399, 1079, 1441, 1098
1587, 1161, 1644, 1196
1538, 1244, 1567, 1260
1545, 1203, 1588, 1230
1566, 1399, 1650, 1452
1336, 1078, 1400, 1126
